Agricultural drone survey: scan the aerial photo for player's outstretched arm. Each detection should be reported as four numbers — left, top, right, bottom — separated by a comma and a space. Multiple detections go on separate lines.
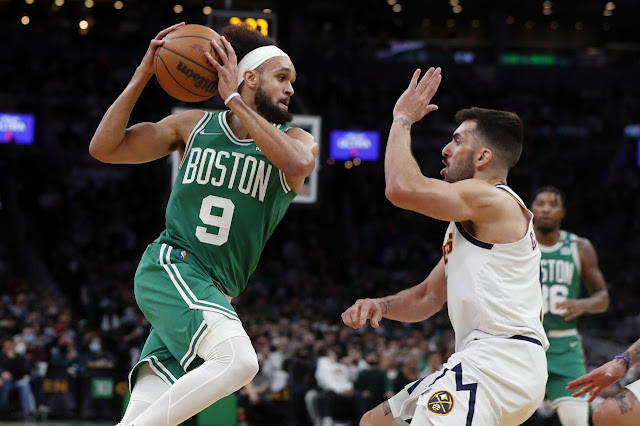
89, 23, 205, 165
556, 238, 609, 320
341, 258, 447, 328
384, 69, 503, 223
206, 37, 318, 182
567, 338, 640, 402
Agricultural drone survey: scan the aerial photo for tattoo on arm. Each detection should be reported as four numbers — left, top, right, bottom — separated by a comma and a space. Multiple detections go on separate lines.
623, 338, 640, 366
613, 389, 638, 415
393, 117, 411, 130
380, 297, 391, 314
383, 400, 392, 416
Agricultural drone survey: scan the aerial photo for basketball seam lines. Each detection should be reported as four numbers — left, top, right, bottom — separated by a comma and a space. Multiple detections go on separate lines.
159, 45, 216, 74
156, 55, 211, 99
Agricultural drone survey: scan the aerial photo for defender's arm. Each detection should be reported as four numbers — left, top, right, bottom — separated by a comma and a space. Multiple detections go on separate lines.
342, 258, 447, 328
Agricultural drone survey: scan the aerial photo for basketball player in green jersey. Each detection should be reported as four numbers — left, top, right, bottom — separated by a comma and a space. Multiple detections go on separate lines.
89, 23, 318, 426
531, 186, 609, 426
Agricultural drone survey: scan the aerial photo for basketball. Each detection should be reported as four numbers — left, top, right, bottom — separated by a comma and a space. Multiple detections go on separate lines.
154, 24, 223, 102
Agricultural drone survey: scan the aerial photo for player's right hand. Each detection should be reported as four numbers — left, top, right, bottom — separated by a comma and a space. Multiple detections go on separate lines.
137, 22, 185, 78
341, 298, 384, 329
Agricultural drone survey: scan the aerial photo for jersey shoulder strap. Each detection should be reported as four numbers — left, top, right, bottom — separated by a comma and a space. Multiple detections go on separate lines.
495, 184, 528, 211
179, 111, 215, 169
565, 230, 582, 273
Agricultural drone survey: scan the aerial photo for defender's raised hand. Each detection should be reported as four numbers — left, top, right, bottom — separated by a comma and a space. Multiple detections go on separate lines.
137, 22, 185, 78
393, 67, 442, 125
205, 36, 238, 101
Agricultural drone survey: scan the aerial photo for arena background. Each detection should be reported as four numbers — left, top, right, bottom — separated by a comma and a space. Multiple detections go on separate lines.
1, 0, 639, 424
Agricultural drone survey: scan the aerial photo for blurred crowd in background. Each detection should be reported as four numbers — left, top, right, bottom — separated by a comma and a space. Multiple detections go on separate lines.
1, 0, 640, 424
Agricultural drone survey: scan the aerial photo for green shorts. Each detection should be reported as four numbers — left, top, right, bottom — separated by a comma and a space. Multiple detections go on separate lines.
546, 334, 588, 407
129, 242, 239, 390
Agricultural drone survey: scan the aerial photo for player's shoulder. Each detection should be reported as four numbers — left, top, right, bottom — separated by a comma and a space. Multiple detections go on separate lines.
285, 127, 318, 151
575, 236, 598, 261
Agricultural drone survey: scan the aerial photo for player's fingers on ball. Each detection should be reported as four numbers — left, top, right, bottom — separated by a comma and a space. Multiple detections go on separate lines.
211, 40, 228, 64
221, 37, 237, 61
205, 53, 222, 70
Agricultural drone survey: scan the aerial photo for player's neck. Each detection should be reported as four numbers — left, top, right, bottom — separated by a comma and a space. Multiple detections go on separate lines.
226, 110, 251, 140
535, 228, 561, 247
473, 169, 507, 187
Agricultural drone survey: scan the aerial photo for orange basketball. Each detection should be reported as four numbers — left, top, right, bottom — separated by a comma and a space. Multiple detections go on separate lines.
154, 24, 224, 102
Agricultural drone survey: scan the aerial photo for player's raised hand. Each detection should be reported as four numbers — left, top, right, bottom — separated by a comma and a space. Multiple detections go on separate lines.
393, 67, 442, 125
566, 358, 628, 402
341, 298, 384, 329
137, 22, 185, 78
205, 36, 238, 101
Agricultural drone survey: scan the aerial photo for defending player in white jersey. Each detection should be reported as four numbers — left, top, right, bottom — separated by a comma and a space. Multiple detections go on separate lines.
342, 67, 549, 425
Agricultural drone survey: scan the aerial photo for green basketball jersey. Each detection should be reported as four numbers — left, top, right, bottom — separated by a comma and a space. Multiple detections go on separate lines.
155, 110, 296, 297
540, 230, 582, 331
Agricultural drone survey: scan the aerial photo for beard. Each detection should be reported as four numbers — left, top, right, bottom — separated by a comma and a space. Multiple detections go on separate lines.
443, 152, 475, 183
254, 86, 293, 125
535, 224, 556, 234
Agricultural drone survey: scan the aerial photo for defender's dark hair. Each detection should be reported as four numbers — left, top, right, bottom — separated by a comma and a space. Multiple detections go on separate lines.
531, 186, 567, 211
454, 107, 523, 169
220, 24, 276, 63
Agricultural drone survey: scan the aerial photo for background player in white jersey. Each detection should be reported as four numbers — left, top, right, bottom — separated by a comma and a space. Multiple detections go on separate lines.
89, 23, 318, 426
568, 337, 640, 426
342, 67, 548, 425
530, 186, 609, 426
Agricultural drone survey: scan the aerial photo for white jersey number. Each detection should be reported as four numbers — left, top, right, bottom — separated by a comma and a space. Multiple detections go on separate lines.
542, 284, 569, 315
195, 195, 235, 246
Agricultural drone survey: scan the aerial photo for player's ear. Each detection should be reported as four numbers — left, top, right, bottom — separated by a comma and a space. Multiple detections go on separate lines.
243, 70, 259, 90
476, 147, 493, 168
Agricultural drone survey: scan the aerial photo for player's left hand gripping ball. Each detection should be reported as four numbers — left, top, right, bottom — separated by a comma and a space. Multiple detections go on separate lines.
206, 36, 238, 102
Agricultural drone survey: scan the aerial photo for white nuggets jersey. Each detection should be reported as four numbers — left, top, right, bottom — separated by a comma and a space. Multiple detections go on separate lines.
442, 184, 549, 352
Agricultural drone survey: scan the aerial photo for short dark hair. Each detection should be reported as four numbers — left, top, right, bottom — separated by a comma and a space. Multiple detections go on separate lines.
454, 107, 523, 169
220, 24, 276, 64
531, 186, 567, 210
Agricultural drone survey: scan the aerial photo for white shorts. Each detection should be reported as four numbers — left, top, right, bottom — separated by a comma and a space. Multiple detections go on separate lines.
388, 337, 547, 426
627, 379, 640, 400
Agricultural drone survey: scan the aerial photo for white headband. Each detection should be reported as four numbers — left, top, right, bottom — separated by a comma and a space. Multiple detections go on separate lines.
236, 45, 290, 88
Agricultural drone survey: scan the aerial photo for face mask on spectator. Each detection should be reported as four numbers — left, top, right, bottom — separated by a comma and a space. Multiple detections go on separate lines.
24, 335, 35, 344
15, 342, 26, 354
89, 342, 101, 352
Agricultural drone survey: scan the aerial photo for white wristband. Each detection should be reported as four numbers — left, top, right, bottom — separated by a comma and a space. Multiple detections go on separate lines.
224, 92, 240, 106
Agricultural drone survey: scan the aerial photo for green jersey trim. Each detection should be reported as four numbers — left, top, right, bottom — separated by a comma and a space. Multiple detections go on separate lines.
159, 244, 239, 319
180, 111, 214, 169
569, 233, 582, 274
278, 169, 292, 194
219, 110, 253, 146
180, 320, 209, 371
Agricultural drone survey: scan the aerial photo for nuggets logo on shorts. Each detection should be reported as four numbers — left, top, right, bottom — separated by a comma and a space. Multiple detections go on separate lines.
427, 390, 454, 415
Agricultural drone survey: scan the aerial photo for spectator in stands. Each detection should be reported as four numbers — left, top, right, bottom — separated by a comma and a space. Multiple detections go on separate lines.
393, 348, 420, 393
313, 346, 355, 426
0, 339, 36, 418
354, 352, 390, 419
83, 335, 114, 370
